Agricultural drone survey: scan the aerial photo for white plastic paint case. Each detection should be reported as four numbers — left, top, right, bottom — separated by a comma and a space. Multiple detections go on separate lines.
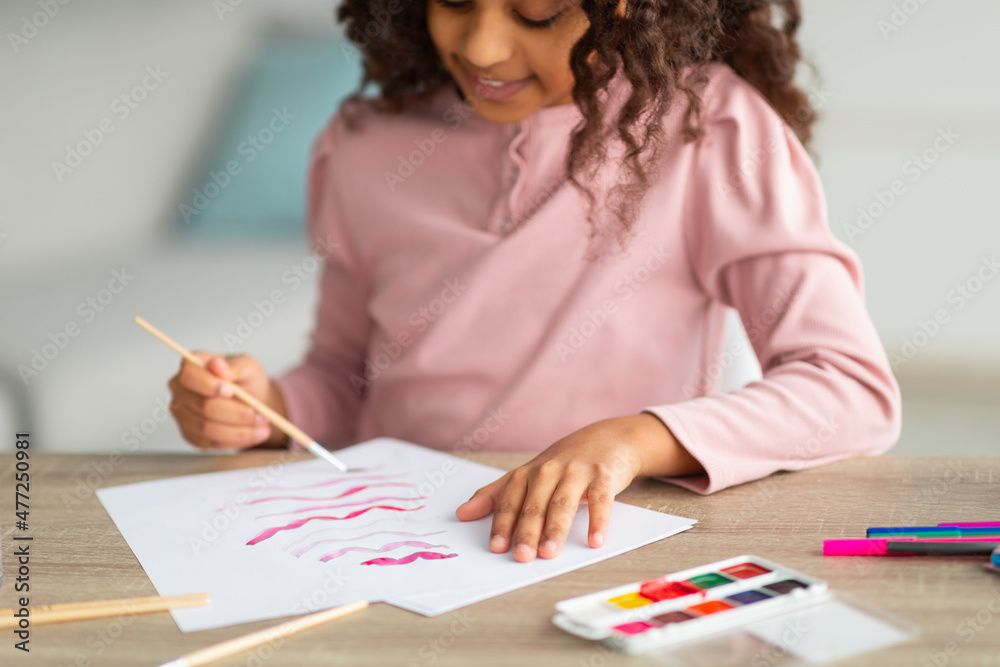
552, 555, 918, 664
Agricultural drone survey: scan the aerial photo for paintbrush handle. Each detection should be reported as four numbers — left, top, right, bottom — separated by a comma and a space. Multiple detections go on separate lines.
158, 600, 368, 667
134, 316, 349, 471
0, 593, 209, 628
133, 316, 320, 450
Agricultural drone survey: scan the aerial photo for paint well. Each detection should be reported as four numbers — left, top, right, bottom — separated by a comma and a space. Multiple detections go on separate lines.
686, 600, 734, 616
639, 579, 700, 602
685, 572, 734, 589
726, 590, 772, 605
720, 562, 771, 579
613, 621, 655, 635
652, 610, 695, 625
764, 579, 809, 595
608, 592, 652, 609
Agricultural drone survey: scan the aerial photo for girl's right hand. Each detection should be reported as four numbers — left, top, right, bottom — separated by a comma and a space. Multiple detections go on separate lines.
167, 352, 288, 450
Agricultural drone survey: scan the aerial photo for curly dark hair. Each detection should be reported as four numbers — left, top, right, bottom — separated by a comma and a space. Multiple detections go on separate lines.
336, 0, 817, 248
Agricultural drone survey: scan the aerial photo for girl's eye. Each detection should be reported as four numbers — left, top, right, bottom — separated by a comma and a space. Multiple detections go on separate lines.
433, 0, 561, 29
518, 11, 561, 29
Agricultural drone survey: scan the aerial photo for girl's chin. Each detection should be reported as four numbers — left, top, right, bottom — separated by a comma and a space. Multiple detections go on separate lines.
471, 105, 533, 124
466, 92, 549, 124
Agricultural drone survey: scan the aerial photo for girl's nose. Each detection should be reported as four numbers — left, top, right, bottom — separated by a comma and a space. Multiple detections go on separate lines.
462, 13, 515, 70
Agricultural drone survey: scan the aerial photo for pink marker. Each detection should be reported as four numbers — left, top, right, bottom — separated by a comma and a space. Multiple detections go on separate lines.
825, 536, 1000, 556
938, 522, 1000, 528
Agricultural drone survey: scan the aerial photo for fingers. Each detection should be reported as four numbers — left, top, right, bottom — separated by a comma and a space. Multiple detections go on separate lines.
488, 468, 530, 556
508, 462, 563, 562
586, 477, 615, 549
457, 461, 619, 562
455, 474, 507, 522
205, 356, 234, 395
168, 352, 270, 450
178, 351, 228, 397
171, 385, 267, 429
215, 354, 264, 385
173, 405, 271, 450
536, 474, 589, 559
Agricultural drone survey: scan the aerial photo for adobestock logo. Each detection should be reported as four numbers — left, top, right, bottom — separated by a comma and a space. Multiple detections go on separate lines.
51, 65, 169, 183
7, 0, 73, 54
179, 107, 296, 224
349, 277, 469, 395
18, 268, 135, 385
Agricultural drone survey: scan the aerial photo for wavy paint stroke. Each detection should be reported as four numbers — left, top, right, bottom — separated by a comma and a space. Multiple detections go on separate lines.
362, 552, 458, 566
283, 517, 432, 550
319, 541, 449, 562
239, 483, 413, 505
292, 530, 446, 557
238, 472, 405, 493
247, 506, 422, 545
257, 496, 426, 519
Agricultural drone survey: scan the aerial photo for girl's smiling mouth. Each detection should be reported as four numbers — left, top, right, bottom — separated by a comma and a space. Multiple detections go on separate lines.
462, 68, 533, 101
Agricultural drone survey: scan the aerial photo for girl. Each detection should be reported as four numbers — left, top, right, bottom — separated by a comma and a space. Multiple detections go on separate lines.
168, 0, 900, 564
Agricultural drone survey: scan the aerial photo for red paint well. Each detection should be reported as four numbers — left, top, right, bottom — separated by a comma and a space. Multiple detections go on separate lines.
720, 562, 771, 579
639, 579, 700, 602
613, 621, 655, 635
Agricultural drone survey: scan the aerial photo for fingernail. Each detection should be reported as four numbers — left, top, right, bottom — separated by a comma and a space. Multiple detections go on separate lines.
218, 382, 233, 398
254, 427, 269, 439
255, 414, 267, 425
541, 540, 557, 555
514, 544, 534, 561
592, 532, 605, 548
489, 535, 507, 552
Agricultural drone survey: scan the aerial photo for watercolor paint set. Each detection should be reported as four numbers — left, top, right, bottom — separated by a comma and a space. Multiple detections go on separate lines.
553, 555, 825, 654
552, 555, 918, 664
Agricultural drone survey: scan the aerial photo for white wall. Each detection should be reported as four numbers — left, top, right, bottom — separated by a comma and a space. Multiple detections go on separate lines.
0, 0, 342, 285
800, 0, 1000, 371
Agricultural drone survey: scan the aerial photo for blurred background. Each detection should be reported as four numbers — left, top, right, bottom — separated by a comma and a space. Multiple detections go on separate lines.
0, 0, 996, 456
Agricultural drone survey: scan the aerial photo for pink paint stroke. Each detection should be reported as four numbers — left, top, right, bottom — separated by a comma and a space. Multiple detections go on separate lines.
319, 541, 449, 562
257, 496, 427, 519
237, 471, 404, 493
362, 552, 458, 566
239, 483, 413, 505
247, 506, 423, 545
292, 530, 446, 557
283, 517, 428, 550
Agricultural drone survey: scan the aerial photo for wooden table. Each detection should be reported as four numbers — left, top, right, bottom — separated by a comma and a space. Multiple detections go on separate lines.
1, 453, 998, 666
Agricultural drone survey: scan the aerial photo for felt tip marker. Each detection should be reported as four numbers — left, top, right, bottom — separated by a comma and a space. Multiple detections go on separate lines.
866, 527, 1000, 538
824, 537, 1000, 557
885, 541, 999, 555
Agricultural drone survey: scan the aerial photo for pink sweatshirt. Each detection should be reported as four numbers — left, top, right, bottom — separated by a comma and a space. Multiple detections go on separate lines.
273, 63, 901, 494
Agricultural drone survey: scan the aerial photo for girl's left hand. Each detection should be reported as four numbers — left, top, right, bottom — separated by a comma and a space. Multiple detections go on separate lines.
455, 413, 699, 562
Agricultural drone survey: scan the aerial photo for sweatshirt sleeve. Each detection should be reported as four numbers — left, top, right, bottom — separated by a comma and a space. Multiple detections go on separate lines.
271, 114, 373, 450
641, 69, 901, 494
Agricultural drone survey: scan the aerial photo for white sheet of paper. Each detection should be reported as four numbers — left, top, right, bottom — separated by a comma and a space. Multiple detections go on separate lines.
97, 438, 694, 631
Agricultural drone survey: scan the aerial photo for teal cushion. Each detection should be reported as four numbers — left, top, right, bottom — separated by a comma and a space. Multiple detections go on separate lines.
179, 36, 363, 236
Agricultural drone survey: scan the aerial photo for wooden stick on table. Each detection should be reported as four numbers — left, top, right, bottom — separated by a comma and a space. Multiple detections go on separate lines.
0, 593, 210, 628
156, 600, 369, 667
133, 316, 350, 472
